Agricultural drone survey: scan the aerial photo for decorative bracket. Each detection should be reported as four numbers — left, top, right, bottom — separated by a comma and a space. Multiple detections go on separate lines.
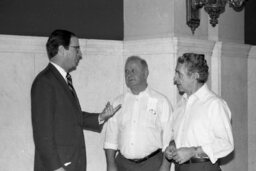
186, 0, 246, 34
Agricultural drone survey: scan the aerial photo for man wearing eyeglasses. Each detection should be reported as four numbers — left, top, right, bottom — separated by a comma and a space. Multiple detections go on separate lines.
31, 29, 121, 171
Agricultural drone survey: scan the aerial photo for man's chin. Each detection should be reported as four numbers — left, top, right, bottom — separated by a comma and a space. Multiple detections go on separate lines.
127, 81, 136, 86
69, 66, 77, 72
178, 91, 185, 95
176, 86, 185, 95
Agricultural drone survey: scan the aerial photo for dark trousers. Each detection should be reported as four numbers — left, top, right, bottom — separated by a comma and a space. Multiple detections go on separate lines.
115, 152, 163, 171
175, 161, 221, 171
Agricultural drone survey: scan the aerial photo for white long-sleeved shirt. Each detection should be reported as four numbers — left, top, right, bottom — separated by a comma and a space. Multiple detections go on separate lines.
50, 62, 67, 82
104, 87, 172, 159
172, 84, 234, 163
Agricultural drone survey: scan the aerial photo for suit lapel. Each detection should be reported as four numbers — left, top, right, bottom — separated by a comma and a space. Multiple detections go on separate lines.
48, 63, 82, 111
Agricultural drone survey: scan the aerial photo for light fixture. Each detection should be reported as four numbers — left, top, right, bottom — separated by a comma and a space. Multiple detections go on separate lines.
186, 0, 247, 34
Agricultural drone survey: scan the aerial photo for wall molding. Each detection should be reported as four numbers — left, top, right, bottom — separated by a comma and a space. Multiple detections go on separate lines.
222, 42, 250, 59
0, 35, 123, 55
0, 34, 46, 53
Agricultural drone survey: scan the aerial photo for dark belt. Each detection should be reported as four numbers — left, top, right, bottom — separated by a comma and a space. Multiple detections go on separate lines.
183, 158, 210, 164
127, 149, 161, 163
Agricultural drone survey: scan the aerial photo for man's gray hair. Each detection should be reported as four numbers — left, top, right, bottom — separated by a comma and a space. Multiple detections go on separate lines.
177, 53, 209, 83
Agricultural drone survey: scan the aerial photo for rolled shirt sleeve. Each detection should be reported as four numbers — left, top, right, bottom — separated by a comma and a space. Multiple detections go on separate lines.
104, 101, 120, 150
202, 99, 234, 163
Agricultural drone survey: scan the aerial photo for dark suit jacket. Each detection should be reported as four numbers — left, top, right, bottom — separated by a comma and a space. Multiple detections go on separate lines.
31, 63, 102, 171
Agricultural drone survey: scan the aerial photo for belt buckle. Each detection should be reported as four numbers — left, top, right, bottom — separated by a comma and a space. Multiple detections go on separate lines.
184, 159, 193, 164
129, 158, 145, 163
185, 157, 210, 164
134, 159, 143, 163
192, 157, 210, 163
128, 149, 161, 163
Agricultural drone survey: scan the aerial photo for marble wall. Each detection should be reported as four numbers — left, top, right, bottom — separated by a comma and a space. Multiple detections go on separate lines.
0, 35, 46, 170
0, 34, 255, 171
124, 0, 244, 43
221, 43, 250, 171
248, 47, 256, 171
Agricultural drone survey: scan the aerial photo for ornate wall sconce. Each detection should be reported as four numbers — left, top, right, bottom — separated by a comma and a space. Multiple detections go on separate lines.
186, 0, 246, 34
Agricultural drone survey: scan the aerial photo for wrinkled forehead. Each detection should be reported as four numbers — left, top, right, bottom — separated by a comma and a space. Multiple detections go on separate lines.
125, 59, 142, 68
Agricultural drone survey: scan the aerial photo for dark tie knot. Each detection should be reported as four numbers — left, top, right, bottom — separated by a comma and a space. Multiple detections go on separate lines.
66, 73, 75, 97
66, 73, 72, 83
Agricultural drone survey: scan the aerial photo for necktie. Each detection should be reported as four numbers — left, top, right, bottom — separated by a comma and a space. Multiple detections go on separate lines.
66, 73, 75, 96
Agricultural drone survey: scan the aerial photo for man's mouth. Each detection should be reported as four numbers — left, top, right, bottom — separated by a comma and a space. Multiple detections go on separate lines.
128, 77, 135, 81
75, 59, 80, 65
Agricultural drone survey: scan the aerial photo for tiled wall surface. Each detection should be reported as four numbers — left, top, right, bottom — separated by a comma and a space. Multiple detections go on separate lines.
221, 42, 251, 171
0, 35, 255, 171
248, 47, 256, 171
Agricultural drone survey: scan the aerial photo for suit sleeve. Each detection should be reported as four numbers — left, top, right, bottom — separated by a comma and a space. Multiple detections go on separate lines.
31, 78, 62, 170
82, 112, 103, 133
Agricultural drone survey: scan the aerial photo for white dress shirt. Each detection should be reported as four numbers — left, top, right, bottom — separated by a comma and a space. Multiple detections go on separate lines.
171, 84, 234, 163
104, 87, 172, 159
50, 62, 68, 82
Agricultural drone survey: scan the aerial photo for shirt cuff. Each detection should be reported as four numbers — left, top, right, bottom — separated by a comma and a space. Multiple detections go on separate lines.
98, 115, 104, 125
103, 142, 118, 150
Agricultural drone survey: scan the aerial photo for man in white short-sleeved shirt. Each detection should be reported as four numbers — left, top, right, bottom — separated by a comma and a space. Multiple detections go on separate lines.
104, 56, 173, 171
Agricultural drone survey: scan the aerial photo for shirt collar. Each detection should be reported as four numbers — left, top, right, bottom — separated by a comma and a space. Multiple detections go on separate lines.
50, 61, 67, 82
182, 84, 209, 102
127, 86, 149, 97
191, 84, 209, 101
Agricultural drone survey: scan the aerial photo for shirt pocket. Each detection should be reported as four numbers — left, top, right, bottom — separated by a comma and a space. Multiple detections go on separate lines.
142, 110, 158, 128
142, 97, 158, 128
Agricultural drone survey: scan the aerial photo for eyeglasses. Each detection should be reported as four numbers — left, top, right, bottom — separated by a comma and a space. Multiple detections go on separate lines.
69, 46, 80, 51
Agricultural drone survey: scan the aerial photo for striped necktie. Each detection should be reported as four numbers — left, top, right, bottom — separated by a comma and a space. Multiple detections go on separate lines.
66, 73, 75, 96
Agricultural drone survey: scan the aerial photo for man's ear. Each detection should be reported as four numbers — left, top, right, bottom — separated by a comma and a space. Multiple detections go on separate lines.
194, 72, 200, 81
58, 45, 65, 56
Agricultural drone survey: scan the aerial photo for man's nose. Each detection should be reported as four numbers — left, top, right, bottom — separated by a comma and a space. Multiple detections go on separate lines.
78, 50, 82, 59
173, 76, 177, 84
126, 71, 132, 77
173, 80, 177, 85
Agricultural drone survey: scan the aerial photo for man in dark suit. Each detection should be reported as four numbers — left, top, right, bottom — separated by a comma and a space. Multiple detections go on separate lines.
31, 29, 121, 171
